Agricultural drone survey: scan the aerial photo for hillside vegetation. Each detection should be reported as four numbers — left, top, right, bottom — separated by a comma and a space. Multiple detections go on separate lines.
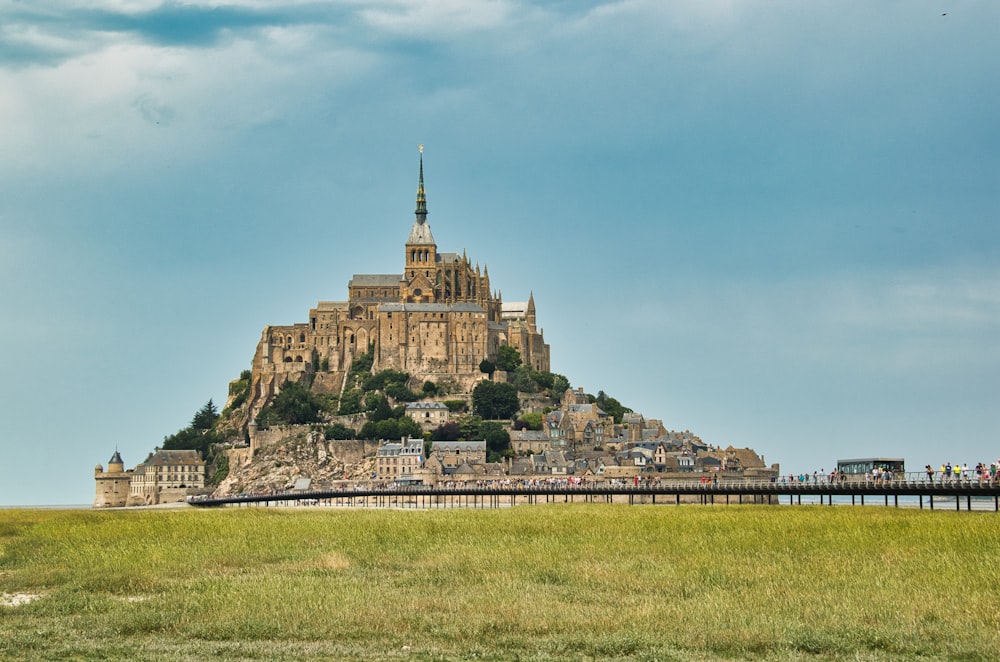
2, 506, 998, 660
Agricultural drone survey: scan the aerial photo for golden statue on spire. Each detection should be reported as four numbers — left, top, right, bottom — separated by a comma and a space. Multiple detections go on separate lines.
419, 144, 424, 154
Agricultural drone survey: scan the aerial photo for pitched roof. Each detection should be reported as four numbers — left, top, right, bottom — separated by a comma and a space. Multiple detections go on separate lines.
406, 401, 449, 411
350, 274, 403, 287
407, 219, 435, 245
140, 450, 203, 466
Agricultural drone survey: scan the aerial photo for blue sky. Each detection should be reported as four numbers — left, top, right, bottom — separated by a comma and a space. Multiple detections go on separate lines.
1, 1, 997, 505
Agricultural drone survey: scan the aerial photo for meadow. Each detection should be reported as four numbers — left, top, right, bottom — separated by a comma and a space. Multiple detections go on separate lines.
1, 504, 998, 661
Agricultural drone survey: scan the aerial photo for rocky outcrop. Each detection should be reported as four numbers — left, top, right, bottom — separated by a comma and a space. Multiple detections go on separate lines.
214, 428, 379, 497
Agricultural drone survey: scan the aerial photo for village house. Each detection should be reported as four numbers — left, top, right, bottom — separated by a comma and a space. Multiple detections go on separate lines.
406, 401, 451, 429
128, 449, 206, 506
430, 440, 487, 470
511, 429, 549, 455
375, 438, 424, 482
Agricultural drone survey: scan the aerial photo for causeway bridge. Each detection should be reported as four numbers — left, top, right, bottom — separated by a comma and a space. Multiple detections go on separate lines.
190, 474, 1000, 512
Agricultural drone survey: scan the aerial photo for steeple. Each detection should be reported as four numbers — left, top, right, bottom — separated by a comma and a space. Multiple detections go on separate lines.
406, 145, 435, 247
415, 144, 428, 222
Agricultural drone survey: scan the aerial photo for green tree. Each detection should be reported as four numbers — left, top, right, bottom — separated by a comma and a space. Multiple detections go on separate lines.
257, 381, 322, 426
472, 381, 520, 420
191, 400, 219, 430
443, 400, 468, 413
458, 415, 484, 441
398, 417, 423, 439
385, 382, 419, 402
365, 393, 394, 422
323, 423, 356, 440
163, 400, 223, 458
348, 342, 375, 379
479, 358, 496, 376
422, 381, 438, 397
362, 369, 411, 393
496, 346, 522, 372
510, 365, 539, 393
431, 422, 461, 441
595, 390, 631, 424
515, 412, 544, 431
550, 373, 570, 396
480, 421, 511, 462
337, 389, 363, 415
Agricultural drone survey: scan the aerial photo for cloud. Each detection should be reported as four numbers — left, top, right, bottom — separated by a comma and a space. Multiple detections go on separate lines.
357, 0, 520, 37
627, 265, 1000, 380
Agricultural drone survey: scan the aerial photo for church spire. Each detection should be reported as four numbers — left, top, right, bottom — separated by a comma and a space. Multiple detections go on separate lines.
415, 144, 427, 222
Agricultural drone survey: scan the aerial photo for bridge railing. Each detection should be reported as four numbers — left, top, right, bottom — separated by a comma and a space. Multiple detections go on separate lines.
190, 472, 1000, 504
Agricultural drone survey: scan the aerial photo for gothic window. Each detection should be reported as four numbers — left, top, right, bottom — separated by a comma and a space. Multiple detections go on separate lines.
299, 333, 305, 343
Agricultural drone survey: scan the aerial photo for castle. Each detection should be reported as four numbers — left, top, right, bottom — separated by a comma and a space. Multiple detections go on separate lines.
246, 148, 549, 419
93, 449, 206, 507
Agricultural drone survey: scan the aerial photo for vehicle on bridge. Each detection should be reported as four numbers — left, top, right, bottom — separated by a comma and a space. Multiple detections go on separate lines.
837, 457, 905, 478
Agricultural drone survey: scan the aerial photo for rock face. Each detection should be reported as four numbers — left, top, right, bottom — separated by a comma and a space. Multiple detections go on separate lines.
215, 428, 379, 496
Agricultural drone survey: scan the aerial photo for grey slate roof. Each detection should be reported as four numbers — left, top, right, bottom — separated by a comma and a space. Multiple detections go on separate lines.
377, 438, 424, 457
406, 401, 449, 411
139, 450, 203, 466
349, 274, 403, 287
407, 219, 435, 245
431, 440, 486, 453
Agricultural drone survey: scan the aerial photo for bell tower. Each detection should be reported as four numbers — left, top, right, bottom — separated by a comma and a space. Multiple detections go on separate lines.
404, 145, 437, 302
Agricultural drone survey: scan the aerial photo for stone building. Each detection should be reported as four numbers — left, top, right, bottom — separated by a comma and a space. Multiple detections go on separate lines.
128, 449, 206, 506
93, 450, 131, 508
375, 438, 425, 482
430, 440, 487, 470
247, 150, 549, 420
405, 401, 451, 429
94, 449, 206, 507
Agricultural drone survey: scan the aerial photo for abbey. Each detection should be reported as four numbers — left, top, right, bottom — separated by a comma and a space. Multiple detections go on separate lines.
247, 151, 549, 417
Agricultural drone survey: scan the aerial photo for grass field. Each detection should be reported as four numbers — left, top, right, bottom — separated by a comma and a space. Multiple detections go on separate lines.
1, 504, 998, 661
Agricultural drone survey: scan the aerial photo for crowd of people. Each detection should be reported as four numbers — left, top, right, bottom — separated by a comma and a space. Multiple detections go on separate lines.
783, 461, 1000, 486
923, 462, 1000, 484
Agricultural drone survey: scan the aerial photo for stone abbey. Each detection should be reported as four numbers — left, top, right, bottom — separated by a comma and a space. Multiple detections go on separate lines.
246, 150, 549, 419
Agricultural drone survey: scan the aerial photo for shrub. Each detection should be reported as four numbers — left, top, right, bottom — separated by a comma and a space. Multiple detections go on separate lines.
443, 400, 468, 413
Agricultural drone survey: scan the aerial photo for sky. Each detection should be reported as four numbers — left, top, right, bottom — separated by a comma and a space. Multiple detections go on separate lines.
1, 0, 997, 505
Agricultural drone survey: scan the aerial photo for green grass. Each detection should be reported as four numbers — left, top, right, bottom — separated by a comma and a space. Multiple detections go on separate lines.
1, 505, 998, 660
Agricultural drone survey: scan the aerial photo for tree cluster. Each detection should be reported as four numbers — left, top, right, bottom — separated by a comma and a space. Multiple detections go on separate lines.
162, 400, 221, 459
592, 390, 631, 424
471, 381, 519, 420
256, 382, 323, 427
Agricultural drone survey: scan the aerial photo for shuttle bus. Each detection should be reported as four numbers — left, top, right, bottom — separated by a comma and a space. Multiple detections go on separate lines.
836, 457, 905, 478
